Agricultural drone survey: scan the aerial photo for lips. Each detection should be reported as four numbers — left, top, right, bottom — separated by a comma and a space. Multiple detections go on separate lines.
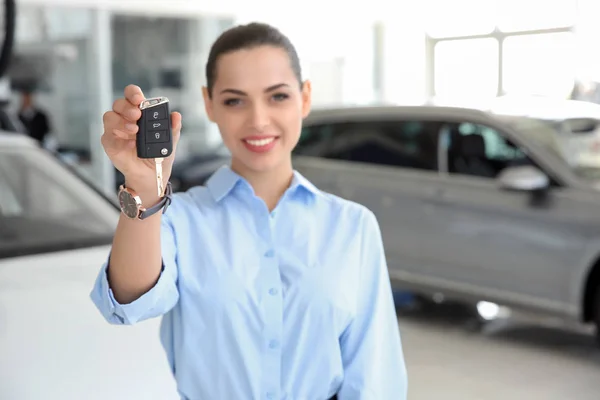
244, 137, 275, 146
242, 136, 279, 153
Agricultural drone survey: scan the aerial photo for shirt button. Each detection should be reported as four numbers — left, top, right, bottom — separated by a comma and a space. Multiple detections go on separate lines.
270, 211, 276, 218
269, 339, 279, 349
269, 288, 278, 296
266, 392, 275, 400
264, 249, 275, 258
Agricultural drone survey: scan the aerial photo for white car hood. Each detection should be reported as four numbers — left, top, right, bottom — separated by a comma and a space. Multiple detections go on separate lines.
0, 246, 178, 400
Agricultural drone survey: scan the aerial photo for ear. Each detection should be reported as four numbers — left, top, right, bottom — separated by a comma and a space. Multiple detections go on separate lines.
300, 80, 312, 119
202, 86, 215, 122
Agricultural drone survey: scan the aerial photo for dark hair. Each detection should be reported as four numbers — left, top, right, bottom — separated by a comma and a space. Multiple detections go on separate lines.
205, 22, 303, 98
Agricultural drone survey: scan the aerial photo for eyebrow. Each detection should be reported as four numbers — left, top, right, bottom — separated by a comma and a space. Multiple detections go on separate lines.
219, 83, 290, 96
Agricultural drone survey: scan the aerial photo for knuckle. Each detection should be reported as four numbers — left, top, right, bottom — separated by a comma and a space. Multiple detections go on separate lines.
112, 98, 125, 113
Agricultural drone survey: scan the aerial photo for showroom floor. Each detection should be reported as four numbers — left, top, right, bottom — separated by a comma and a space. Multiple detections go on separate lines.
398, 303, 600, 400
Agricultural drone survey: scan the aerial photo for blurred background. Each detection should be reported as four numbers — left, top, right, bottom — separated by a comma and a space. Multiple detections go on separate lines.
4, 0, 600, 399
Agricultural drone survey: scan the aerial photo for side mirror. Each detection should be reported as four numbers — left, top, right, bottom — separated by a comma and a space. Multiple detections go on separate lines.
497, 165, 549, 191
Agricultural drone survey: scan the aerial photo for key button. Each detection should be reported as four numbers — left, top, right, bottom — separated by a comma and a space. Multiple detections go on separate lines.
148, 118, 169, 130
146, 130, 170, 143
146, 106, 167, 121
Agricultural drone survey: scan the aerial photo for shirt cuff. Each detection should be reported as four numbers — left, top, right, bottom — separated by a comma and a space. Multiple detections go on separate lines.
90, 256, 177, 325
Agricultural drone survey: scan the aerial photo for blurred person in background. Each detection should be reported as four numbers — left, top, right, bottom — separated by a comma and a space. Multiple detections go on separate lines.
91, 22, 407, 399
18, 88, 51, 145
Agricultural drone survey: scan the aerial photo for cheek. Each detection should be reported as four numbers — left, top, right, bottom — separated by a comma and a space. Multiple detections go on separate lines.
279, 104, 303, 141
215, 113, 244, 142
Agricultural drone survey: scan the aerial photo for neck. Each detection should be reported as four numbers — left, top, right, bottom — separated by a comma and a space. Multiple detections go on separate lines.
231, 157, 294, 211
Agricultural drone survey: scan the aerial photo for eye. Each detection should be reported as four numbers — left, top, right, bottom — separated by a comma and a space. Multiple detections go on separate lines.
223, 98, 242, 107
272, 93, 289, 102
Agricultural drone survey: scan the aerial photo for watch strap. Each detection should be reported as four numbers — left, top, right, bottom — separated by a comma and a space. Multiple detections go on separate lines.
139, 181, 173, 220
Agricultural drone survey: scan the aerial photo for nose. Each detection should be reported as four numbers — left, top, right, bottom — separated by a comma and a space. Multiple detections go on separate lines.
248, 103, 270, 131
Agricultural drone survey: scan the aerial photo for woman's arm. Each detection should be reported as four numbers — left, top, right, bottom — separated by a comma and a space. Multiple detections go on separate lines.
338, 209, 408, 399
90, 195, 180, 325
108, 187, 165, 305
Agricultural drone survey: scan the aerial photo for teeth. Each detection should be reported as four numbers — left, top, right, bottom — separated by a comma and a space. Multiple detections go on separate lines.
245, 138, 275, 146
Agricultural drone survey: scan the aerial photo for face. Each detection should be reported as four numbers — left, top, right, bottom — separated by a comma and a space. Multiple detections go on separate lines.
202, 46, 311, 175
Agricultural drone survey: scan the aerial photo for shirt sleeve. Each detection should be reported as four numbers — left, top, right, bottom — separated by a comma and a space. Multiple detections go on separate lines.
338, 209, 408, 400
89, 212, 180, 325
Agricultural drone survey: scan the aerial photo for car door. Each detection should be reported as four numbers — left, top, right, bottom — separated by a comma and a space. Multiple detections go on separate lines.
0, 146, 178, 399
293, 118, 444, 282
422, 119, 588, 312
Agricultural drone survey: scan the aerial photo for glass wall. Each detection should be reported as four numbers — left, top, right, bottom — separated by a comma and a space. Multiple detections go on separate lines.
12, 5, 95, 151
11, 5, 233, 158
425, 0, 578, 101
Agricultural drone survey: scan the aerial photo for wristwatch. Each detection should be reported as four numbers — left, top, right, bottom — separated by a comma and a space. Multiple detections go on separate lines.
118, 181, 173, 220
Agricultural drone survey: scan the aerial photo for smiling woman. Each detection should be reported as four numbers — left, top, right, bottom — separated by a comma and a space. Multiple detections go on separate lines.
91, 22, 407, 400
201, 23, 311, 196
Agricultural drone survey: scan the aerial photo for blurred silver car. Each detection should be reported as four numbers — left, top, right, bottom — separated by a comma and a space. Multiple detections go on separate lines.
292, 105, 600, 342
0, 133, 178, 399
489, 96, 600, 168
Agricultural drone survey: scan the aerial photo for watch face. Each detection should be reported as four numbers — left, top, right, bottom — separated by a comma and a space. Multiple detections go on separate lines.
118, 190, 140, 219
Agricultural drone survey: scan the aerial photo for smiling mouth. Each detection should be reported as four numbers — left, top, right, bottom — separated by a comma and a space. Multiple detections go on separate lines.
243, 137, 276, 147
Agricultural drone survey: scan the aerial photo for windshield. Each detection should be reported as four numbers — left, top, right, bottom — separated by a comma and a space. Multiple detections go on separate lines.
0, 146, 118, 258
498, 115, 600, 180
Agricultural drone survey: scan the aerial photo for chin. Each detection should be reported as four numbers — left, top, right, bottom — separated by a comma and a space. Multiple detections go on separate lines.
234, 151, 289, 174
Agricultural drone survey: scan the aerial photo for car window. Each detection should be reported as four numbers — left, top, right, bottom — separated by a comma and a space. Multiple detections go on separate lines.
297, 120, 441, 171
0, 146, 118, 258
442, 121, 534, 179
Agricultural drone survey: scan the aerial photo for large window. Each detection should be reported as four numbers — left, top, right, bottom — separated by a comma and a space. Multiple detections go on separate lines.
496, 0, 576, 32
425, 0, 496, 38
502, 32, 576, 98
297, 120, 441, 171
434, 38, 499, 100
12, 6, 95, 150
426, 0, 576, 99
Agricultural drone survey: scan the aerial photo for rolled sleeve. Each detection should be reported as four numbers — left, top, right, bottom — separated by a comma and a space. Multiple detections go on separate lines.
90, 213, 180, 325
338, 209, 408, 400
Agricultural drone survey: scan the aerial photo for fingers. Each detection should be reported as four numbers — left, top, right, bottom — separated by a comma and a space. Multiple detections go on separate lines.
124, 84, 145, 107
103, 110, 138, 140
112, 98, 141, 122
166, 112, 182, 161
171, 111, 182, 144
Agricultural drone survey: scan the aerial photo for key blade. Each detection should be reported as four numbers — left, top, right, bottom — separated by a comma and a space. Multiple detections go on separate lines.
155, 158, 165, 197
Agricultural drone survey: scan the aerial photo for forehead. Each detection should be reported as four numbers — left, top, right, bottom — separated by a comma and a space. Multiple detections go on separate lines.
214, 46, 297, 89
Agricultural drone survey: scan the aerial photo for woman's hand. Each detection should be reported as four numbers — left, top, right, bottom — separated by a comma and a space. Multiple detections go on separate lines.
101, 84, 182, 197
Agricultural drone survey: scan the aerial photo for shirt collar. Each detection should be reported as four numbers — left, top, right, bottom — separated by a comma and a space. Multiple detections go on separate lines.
206, 164, 321, 203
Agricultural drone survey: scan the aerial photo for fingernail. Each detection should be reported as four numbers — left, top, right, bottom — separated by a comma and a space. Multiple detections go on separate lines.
125, 123, 137, 132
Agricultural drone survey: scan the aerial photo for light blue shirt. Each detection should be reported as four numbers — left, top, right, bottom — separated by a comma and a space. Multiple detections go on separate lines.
90, 165, 407, 400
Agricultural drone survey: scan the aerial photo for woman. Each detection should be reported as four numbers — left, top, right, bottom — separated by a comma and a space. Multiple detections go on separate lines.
91, 22, 407, 399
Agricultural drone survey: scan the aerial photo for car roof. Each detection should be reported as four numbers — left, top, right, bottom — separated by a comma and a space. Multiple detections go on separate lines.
489, 96, 600, 120
304, 104, 493, 124
0, 131, 38, 147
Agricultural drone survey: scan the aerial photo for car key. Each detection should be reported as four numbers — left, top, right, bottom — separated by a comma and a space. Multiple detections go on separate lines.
137, 96, 173, 196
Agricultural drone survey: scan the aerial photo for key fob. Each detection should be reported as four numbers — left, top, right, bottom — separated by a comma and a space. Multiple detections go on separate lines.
136, 96, 173, 159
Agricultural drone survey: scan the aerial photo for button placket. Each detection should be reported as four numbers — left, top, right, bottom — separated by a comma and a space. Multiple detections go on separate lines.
260, 211, 282, 400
